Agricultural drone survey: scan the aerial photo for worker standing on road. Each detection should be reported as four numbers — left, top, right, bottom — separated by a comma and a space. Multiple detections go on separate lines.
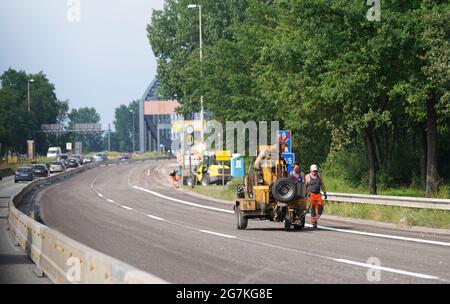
175, 166, 183, 188
169, 168, 177, 188
291, 162, 305, 183
305, 164, 327, 229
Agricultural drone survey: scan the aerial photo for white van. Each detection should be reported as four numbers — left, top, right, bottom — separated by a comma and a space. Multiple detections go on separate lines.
47, 147, 62, 158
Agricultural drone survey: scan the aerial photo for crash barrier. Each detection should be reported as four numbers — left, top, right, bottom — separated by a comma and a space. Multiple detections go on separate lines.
8, 156, 171, 283
328, 192, 450, 210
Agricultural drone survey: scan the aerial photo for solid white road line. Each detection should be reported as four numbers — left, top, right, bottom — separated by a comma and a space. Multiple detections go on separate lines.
147, 214, 166, 221
334, 259, 440, 280
121, 205, 133, 210
305, 224, 450, 247
132, 185, 235, 214
199, 230, 236, 239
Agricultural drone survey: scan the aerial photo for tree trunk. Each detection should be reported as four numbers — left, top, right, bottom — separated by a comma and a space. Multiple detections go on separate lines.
365, 128, 377, 195
420, 125, 427, 187
426, 94, 438, 197
373, 132, 382, 170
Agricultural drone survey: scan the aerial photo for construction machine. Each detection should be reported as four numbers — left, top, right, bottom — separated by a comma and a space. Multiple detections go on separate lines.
234, 145, 307, 231
188, 151, 232, 186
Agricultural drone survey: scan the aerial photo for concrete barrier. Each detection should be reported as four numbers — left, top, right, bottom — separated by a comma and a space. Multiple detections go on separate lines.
7, 156, 171, 283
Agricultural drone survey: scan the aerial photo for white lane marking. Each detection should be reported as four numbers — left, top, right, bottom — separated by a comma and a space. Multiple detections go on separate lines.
334, 259, 440, 280
147, 214, 166, 221
98, 193, 104, 198
305, 224, 450, 247
121, 205, 133, 210
132, 185, 234, 214
199, 230, 236, 239
106, 199, 115, 203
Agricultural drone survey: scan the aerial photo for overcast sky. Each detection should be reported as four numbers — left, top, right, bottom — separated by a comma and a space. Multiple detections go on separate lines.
0, 0, 165, 130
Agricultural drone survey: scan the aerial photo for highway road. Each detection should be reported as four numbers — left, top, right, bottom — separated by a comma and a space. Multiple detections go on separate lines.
38, 160, 450, 283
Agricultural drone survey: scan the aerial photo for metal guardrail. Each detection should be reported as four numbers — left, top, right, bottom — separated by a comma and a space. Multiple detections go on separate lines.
7, 156, 172, 284
328, 192, 450, 210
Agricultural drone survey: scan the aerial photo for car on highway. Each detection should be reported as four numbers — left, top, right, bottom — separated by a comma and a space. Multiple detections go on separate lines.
82, 156, 93, 164
49, 161, 66, 173
93, 153, 108, 162
119, 153, 131, 160
72, 154, 84, 165
32, 164, 49, 177
47, 147, 62, 158
67, 158, 80, 168
58, 153, 69, 166
14, 167, 33, 183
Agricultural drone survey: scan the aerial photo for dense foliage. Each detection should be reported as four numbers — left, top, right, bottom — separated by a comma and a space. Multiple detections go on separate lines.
0, 69, 68, 154
147, 0, 450, 196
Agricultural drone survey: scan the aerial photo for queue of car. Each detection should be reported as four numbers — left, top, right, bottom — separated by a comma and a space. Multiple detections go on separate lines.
12, 152, 111, 184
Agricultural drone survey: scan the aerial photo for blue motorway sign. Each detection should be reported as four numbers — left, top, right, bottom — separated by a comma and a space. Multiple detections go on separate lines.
282, 152, 295, 173
277, 130, 291, 153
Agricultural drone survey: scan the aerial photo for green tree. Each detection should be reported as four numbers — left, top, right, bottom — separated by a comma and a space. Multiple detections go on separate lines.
113, 100, 139, 152
0, 68, 67, 155
67, 107, 103, 152
147, 0, 450, 197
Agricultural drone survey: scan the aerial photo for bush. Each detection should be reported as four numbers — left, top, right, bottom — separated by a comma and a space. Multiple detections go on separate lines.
323, 144, 366, 188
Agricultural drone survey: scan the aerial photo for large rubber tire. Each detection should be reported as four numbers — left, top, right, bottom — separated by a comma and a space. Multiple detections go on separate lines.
201, 175, 210, 186
236, 206, 248, 229
272, 177, 297, 202
284, 214, 291, 232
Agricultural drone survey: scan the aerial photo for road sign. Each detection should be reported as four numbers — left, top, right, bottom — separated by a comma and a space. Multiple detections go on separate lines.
215, 150, 231, 161
277, 130, 291, 153
186, 134, 195, 147
282, 152, 295, 173
185, 125, 194, 135
66, 142, 72, 151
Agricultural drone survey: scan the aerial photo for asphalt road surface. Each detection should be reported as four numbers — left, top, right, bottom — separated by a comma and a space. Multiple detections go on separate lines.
39, 160, 450, 283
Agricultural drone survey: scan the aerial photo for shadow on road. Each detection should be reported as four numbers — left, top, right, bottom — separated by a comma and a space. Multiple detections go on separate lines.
0, 254, 33, 265
245, 225, 354, 232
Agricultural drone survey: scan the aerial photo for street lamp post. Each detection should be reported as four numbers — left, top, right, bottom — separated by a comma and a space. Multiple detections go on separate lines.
188, 4, 204, 143
130, 110, 135, 153
27, 79, 34, 112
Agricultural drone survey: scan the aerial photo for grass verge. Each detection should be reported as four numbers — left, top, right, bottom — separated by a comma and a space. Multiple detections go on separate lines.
325, 201, 450, 229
